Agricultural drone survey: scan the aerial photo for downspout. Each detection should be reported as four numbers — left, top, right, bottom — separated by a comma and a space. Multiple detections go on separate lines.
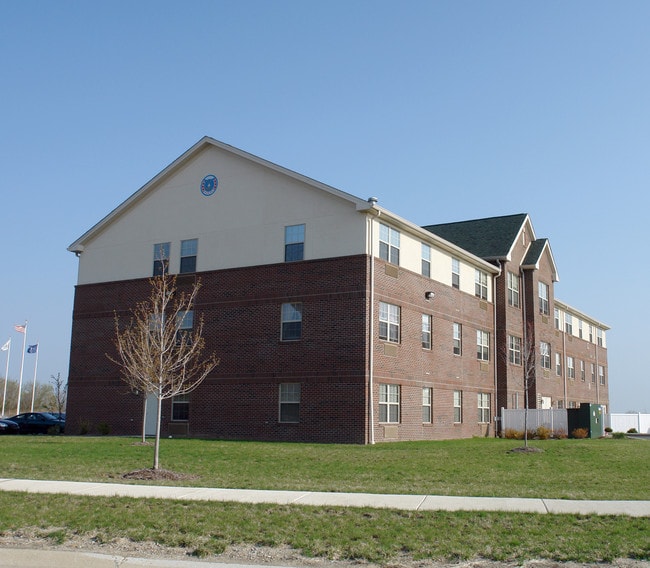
493, 260, 502, 437
562, 320, 567, 408
520, 268, 526, 411
367, 200, 379, 445
595, 335, 600, 405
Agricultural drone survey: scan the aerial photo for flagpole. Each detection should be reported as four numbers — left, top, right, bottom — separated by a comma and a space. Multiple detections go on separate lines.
1, 340, 10, 417
30, 343, 39, 412
16, 321, 27, 415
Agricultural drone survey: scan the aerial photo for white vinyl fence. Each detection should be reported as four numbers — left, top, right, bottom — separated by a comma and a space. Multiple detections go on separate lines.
606, 413, 650, 434
500, 408, 567, 433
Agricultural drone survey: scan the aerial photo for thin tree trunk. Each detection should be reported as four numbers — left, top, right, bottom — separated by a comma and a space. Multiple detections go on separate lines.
153, 391, 162, 470
141, 395, 147, 444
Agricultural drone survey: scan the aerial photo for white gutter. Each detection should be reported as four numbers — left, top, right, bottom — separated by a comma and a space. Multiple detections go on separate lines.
367, 201, 379, 445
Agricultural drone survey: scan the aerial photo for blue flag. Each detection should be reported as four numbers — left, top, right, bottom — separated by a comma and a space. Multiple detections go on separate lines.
27, 344, 38, 354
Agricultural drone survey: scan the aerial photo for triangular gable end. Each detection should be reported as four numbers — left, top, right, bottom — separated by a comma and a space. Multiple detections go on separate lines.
522, 238, 560, 282
68, 136, 372, 253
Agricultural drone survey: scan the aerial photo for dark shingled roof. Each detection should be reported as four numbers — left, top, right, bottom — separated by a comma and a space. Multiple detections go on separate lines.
422, 213, 528, 260
522, 238, 548, 266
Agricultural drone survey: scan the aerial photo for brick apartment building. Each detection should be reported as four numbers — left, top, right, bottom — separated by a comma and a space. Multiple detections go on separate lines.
66, 137, 609, 443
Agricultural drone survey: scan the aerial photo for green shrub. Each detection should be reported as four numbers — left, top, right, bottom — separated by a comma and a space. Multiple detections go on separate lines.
604, 426, 613, 433
78, 420, 92, 435
571, 427, 589, 439
627, 428, 638, 434
612, 432, 626, 439
97, 422, 111, 436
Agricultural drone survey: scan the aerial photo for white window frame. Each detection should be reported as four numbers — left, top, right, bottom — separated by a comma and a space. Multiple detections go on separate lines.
379, 302, 400, 343
453, 390, 462, 423
279, 383, 300, 423
180, 238, 198, 274
451, 258, 460, 289
475, 269, 488, 300
284, 224, 305, 262
421, 243, 431, 278
421, 314, 432, 350
422, 387, 432, 423
539, 282, 550, 315
476, 330, 490, 361
507, 272, 520, 308
281, 302, 302, 341
565, 313, 573, 335
540, 341, 551, 369
379, 223, 400, 265
478, 392, 490, 424
555, 352, 562, 376
453, 322, 462, 355
508, 335, 522, 365
379, 384, 400, 423
599, 365, 606, 385
153, 242, 170, 276
171, 393, 189, 421
567, 356, 575, 379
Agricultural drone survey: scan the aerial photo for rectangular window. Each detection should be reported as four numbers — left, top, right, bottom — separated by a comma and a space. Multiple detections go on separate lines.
512, 392, 520, 409
599, 365, 606, 385
565, 313, 573, 335
589, 325, 594, 343
591, 363, 596, 383
508, 335, 522, 365
578, 320, 584, 339
451, 258, 460, 289
453, 322, 462, 355
180, 238, 198, 273
421, 244, 431, 278
176, 310, 194, 345
379, 384, 400, 423
284, 224, 305, 262
555, 352, 562, 376
580, 360, 586, 381
171, 394, 190, 421
475, 269, 488, 300
379, 223, 400, 265
597, 329, 603, 347
379, 302, 400, 343
478, 392, 490, 423
507, 272, 520, 308
422, 387, 432, 423
453, 390, 462, 423
567, 356, 575, 379
477, 330, 490, 361
540, 341, 551, 369
279, 383, 300, 423
539, 282, 550, 315
421, 314, 432, 350
554, 308, 561, 330
281, 303, 302, 341
153, 242, 170, 276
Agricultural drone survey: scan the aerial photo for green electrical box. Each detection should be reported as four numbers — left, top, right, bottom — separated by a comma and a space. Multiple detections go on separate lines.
567, 403, 604, 438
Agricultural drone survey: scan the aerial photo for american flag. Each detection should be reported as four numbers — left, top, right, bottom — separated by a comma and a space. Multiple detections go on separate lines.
14, 324, 26, 333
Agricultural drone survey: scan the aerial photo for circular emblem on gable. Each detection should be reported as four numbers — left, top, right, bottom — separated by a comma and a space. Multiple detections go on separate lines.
200, 174, 218, 196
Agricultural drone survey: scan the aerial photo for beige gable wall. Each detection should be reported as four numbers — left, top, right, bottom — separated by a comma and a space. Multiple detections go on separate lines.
75, 145, 367, 285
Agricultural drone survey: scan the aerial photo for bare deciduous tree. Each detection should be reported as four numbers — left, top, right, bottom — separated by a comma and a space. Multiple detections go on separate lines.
50, 372, 67, 416
110, 274, 219, 470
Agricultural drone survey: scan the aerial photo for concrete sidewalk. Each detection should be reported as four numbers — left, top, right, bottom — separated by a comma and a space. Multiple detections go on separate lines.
1, 478, 649, 516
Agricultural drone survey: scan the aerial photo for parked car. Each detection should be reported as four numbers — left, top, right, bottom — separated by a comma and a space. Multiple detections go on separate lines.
0, 418, 20, 434
50, 412, 66, 421
7, 412, 65, 434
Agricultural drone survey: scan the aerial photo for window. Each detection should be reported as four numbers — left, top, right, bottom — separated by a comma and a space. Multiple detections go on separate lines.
591, 363, 596, 383
421, 314, 432, 350
176, 310, 194, 345
508, 335, 522, 365
379, 384, 400, 423
421, 244, 431, 277
279, 383, 300, 423
555, 352, 562, 376
580, 360, 586, 381
451, 258, 460, 289
285, 224, 305, 262
597, 328, 603, 347
599, 365, 606, 385
379, 302, 400, 343
567, 356, 575, 379
554, 308, 561, 330
180, 238, 198, 273
172, 394, 189, 421
589, 325, 594, 343
281, 303, 302, 341
153, 242, 170, 276
507, 272, 520, 308
475, 269, 488, 300
453, 322, 462, 355
379, 223, 400, 265
422, 387, 432, 423
565, 313, 573, 335
476, 330, 490, 361
540, 341, 551, 369
453, 390, 462, 423
539, 282, 549, 315
478, 393, 490, 423
512, 392, 520, 409
578, 320, 584, 339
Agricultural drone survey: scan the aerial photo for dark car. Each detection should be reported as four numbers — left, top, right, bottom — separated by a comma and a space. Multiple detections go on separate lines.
0, 418, 20, 434
7, 412, 65, 434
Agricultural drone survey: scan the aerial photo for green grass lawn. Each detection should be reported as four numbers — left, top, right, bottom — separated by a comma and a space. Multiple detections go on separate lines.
0, 436, 648, 563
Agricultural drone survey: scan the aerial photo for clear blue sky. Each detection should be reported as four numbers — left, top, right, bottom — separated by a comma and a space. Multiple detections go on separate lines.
1, 1, 648, 413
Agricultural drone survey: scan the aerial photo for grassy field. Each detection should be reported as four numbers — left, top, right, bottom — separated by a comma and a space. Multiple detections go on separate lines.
0, 436, 648, 563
